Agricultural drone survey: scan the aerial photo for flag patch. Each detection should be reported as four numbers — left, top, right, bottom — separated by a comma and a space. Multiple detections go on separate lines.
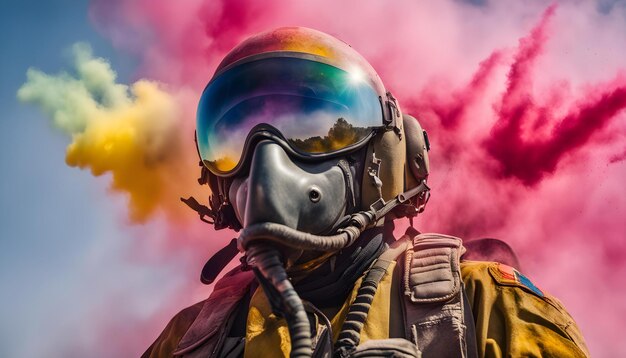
514, 270, 544, 298
495, 264, 545, 298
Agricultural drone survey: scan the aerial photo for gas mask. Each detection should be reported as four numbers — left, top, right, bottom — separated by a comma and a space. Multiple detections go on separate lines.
227, 139, 364, 264
187, 27, 432, 357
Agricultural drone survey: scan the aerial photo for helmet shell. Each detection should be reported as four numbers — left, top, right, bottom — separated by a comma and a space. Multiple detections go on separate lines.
214, 27, 409, 211
199, 27, 430, 227
214, 27, 387, 97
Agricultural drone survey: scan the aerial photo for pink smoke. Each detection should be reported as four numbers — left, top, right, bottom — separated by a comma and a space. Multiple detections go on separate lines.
482, 6, 626, 185
86, 1, 626, 356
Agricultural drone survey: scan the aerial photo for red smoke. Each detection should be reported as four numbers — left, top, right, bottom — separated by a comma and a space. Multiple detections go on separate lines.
482, 6, 626, 185
86, 1, 626, 357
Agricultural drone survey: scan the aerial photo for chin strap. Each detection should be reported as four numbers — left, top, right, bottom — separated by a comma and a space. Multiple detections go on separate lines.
364, 180, 430, 226
200, 238, 240, 284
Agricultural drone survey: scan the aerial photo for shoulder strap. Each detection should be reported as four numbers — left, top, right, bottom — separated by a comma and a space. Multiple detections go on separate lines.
402, 233, 477, 358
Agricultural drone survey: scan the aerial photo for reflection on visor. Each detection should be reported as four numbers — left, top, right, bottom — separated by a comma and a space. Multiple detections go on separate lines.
288, 117, 373, 153
197, 56, 384, 174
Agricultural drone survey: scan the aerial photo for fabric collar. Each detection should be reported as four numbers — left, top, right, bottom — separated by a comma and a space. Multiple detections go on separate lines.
293, 227, 386, 307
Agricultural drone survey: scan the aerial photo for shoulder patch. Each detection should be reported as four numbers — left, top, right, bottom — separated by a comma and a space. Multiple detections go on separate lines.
490, 263, 544, 298
514, 270, 544, 298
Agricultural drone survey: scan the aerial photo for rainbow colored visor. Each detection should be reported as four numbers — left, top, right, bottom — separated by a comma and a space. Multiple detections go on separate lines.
197, 55, 385, 175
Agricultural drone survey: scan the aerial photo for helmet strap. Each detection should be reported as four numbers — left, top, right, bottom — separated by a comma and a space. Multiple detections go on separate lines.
368, 179, 430, 224
367, 151, 384, 201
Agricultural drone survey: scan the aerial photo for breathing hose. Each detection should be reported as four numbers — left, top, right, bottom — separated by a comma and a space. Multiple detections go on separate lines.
240, 214, 367, 252
246, 243, 313, 358
237, 181, 430, 357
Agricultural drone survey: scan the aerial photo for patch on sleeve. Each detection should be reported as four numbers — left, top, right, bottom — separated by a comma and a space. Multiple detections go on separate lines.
491, 263, 544, 298
498, 263, 517, 281
514, 270, 544, 298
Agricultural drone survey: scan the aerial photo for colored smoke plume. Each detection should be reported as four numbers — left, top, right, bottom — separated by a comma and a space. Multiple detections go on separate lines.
18, 43, 201, 222
399, 7, 626, 357
483, 5, 626, 185
21, 0, 626, 357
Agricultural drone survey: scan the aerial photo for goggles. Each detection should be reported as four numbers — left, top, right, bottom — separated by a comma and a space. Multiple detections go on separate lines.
196, 53, 386, 176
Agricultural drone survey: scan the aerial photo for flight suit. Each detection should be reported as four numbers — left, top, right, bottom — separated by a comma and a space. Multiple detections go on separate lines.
143, 240, 589, 357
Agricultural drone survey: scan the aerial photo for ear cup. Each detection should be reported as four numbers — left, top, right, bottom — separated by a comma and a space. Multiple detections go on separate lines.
360, 128, 407, 211
403, 114, 430, 185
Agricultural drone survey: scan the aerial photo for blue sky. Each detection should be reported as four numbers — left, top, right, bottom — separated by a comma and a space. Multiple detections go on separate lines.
0, 1, 187, 356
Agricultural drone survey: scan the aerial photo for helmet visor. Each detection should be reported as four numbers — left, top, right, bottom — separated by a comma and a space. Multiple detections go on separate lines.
197, 56, 384, 175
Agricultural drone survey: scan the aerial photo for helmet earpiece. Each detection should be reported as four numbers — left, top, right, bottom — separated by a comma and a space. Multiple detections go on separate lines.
359, 112, 431, 220
403, 114, 430, 185
360, 109, 406, 211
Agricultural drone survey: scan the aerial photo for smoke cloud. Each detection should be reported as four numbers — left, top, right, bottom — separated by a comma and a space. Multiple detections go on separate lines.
18, 43, 202, 222
482, 6, 626, 185
20, 0, 626, 356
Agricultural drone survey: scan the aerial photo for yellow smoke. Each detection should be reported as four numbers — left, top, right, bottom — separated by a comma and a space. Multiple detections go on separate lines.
17, 43, 198, 222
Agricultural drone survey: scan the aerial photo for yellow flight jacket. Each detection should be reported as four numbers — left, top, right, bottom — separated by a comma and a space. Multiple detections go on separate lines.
462, 261, 589, 357
143, 260, 589, 357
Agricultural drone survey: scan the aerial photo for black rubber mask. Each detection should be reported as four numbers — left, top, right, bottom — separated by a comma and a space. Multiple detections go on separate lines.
229, 140, 352, 236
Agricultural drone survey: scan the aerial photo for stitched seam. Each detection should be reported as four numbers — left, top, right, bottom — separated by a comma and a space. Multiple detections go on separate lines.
410, 252, 460, 303
412, 253, 449, 263
404, 248, 413, 296
411, 277, 453, 286
410, 262, 451, 274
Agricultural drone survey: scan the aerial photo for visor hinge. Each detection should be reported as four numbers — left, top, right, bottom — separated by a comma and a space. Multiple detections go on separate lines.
384, 92, 402, 139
